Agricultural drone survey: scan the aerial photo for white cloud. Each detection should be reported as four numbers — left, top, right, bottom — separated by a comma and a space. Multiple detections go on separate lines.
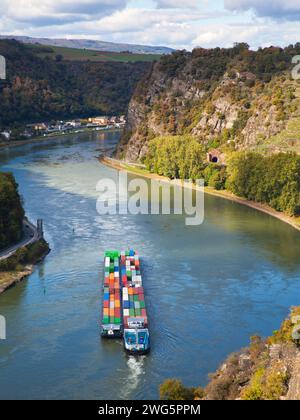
0, 0, 127, 26
0, 0, 299, 50
155, 0, 199, 8
192, 20, 300, 49
224, 0, 300, 20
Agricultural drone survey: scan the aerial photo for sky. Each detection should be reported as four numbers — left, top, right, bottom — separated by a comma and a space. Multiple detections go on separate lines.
0, 0, 299, 50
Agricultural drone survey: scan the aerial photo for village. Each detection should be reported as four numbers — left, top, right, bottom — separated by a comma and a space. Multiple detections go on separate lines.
0, 115, 126, 143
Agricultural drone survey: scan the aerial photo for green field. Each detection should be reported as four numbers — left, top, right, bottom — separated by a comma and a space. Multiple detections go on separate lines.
28, 43, 161, 63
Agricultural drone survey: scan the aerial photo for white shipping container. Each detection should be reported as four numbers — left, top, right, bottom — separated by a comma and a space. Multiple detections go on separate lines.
110, 302, 115, 309
123, 309, 130, 317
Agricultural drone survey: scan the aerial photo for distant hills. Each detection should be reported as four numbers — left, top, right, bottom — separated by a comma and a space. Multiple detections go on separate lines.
0, 35, 174, 55
0, 39, 151, 129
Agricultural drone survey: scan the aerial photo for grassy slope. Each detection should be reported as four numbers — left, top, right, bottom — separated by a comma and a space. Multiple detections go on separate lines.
28, 43, 161, 63
256, 84, 300, 154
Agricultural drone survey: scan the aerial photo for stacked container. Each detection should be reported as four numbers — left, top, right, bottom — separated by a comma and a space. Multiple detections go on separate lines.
102, 251, 121, 329
120, 250, 148, 328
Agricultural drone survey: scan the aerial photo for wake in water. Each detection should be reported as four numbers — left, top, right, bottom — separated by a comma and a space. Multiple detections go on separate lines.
120, 356, 146, 399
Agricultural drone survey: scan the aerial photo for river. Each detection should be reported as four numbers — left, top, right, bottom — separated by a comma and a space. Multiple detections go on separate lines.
0, 130, 300, 400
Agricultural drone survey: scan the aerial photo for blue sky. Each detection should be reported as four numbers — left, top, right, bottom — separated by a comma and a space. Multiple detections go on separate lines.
0, 1, 299, 49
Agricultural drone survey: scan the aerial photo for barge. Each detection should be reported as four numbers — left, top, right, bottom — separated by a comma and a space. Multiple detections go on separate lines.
101, 250, 150, 354
101, 251, 122, 338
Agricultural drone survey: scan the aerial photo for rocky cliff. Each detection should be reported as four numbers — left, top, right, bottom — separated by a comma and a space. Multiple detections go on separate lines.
117, 44, 300, 161
204, 307, 300, 400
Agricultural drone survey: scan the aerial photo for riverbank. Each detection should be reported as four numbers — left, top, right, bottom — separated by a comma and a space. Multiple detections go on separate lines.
0, 267, 34, 294
100, 156, 300, 232
0, 239, 50, 295
0, 127, 122, 150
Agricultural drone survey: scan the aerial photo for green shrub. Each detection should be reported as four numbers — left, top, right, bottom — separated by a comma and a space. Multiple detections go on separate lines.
242, 367, 265, 400
159, 379, 195, 400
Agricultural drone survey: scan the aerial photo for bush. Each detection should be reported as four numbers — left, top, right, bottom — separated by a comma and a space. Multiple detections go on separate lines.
0, 239, 49, 272
159, 379, 199, 401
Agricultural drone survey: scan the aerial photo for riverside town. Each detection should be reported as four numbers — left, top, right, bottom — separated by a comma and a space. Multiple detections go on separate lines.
0, 115, 126, 144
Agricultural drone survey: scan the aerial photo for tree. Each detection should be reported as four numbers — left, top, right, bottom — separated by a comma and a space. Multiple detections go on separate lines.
0, 172, 25, 250
159, 379, 195, 400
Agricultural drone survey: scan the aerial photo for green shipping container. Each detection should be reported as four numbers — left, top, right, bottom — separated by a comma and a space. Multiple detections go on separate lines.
109, 317, 115, 323
133, 295, 139, 302
140, 301, 145, 309
135, 309, 141, 316
129, 309, 135, 317
103, 317, 109, 324
114, 317, 121, 324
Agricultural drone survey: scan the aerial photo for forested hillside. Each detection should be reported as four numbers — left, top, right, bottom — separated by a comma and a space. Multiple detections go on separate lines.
118, 43, 300, 160
0, 172, 24, 250
117, 43, 300, 217
0, 40, 151, 129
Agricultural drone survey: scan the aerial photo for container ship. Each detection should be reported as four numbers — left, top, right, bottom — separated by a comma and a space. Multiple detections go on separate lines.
101, 250, 150, 354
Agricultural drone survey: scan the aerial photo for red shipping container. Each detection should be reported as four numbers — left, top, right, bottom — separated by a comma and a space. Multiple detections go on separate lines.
103, 301, 109, 308
137, 287, 144, 295
139, 294, 145, 301
115, 308, 121, 317
141, 309, 147, 317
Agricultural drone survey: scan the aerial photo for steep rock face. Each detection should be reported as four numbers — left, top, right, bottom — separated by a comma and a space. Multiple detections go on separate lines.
117, 45, 300, 161
203, 307, 300, 400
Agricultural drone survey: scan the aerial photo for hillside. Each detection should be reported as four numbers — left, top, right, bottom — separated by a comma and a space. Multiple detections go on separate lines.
0, 35, 173, 55
117, 43, 300, 161
25, 43, 161, 63
0, 172, 24, 251
160, 307, 300, 400
0, 40, 151, 129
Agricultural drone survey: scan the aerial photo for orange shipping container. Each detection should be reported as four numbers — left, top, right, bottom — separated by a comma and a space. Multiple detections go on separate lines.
103, 308, 109, 316
115, 300, 120, 308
